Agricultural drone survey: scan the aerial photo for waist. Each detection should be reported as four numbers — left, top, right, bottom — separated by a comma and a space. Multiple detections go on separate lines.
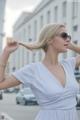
39, 101, 77, 110
38, 97, 77, 110
40, 106, 76, 111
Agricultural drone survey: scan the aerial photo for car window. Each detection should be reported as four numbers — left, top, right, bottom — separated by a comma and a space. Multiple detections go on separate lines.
23, 88, 33, 95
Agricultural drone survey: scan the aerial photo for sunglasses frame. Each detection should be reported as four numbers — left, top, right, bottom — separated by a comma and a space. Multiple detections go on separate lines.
57, 32, 71, 40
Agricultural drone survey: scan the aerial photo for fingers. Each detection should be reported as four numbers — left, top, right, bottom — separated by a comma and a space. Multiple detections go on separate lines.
7, 37, 18, 45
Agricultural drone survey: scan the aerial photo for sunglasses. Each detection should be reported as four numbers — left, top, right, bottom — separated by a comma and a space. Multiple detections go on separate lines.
58, 32, 71, 40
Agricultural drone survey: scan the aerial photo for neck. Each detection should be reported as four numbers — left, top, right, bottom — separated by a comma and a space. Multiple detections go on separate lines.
43, 49, 59, 65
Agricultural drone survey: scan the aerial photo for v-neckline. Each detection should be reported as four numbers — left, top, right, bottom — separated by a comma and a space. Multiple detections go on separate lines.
39, 62, 67, 89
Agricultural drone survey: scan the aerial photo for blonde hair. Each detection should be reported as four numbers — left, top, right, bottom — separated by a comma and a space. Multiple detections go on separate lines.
20, 23, 65, 52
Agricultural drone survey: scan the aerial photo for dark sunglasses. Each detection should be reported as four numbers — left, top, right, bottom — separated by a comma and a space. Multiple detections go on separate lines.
58, 32, 71, 40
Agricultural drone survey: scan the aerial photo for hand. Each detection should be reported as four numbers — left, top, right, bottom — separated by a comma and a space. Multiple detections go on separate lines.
67, 42, 74, 50
4, 37, 19, 54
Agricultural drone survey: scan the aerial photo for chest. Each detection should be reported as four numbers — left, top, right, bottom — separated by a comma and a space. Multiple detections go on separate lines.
32, 63, 79, 99
49, 65, 66, 86
35, 63, 78, 91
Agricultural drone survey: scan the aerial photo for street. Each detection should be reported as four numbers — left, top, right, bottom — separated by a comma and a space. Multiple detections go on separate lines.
0, 93, 80, 120
0, 93, 40, 120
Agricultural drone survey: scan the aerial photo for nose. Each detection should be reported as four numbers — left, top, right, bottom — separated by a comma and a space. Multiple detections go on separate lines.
66, 36, 71, 42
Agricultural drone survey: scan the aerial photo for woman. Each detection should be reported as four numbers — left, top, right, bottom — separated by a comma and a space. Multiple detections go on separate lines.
0, 23, 80, 120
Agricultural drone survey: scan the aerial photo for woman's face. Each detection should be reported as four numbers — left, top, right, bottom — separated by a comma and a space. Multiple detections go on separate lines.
49, 27, 71, 53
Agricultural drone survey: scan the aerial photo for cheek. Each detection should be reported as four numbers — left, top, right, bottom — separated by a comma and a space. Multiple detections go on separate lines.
52, 38, 66, 52
52, 38, 63, 49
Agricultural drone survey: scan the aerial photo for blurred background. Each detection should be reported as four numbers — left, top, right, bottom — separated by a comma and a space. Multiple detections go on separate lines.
0, 0, 80, 120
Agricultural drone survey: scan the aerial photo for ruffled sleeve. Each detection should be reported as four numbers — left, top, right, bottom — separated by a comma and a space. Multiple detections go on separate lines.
11, 63, 35, 87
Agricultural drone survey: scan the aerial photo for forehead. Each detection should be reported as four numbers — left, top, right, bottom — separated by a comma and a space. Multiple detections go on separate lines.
59, 27, 67, 33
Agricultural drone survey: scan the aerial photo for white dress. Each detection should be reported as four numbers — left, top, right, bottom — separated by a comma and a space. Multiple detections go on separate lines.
12, 57, 79, 120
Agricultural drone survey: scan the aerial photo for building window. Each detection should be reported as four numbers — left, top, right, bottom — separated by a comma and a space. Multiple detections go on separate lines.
40, 15, 43, 29
28, 38, 32, 42
23, 28, 26, 40
62, 1, 67, 17
72, 0, 78, 18
54, 6, 58, 22
32, 52, 36, 62
34, 20, 37, 41
73, 25, 78, 32
28, 25, 31, 39
12, 67, 16, 72
47, 11, 51, 23
39, 51, 42, 61
27, 51, 29, 64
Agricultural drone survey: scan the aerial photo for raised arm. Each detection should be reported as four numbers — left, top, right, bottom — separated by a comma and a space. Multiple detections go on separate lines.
0, 38, 21, 89
68, 42, 80, 67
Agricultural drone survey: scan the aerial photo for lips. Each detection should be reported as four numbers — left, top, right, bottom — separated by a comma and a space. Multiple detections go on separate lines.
64, 44, 68, 46
64, 44, 69, 48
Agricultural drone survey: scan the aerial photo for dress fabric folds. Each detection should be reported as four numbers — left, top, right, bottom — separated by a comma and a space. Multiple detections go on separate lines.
12, 57, 79, 120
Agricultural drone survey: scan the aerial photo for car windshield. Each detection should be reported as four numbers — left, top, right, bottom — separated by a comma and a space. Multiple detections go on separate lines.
20, 88, 33, 95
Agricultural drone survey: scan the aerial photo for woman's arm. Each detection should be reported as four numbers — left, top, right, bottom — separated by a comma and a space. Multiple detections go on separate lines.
68, 42, 80, 67
0, 75, 21, 89
0, 38, 21, 89
68, 42, 80, 54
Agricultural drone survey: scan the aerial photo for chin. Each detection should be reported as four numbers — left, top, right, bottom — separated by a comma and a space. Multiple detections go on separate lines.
59, 49, 67, 53
63, 49, 68, 52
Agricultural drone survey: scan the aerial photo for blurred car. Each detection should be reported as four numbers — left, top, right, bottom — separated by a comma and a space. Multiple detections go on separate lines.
0, 90, 3, 100
16, 88, 38, 105
76, 93, 80, 107
4, 88, 19, 93
4, 88, 15, 93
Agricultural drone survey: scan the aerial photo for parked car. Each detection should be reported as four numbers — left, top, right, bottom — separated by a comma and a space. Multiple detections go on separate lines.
4, 88, 19, 93
0, 90, 3, 100
16, 88, 38, 105
76, 93, 80, 107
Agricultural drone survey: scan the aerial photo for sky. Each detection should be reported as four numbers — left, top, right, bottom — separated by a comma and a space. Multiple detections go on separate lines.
4, 0, 42, 37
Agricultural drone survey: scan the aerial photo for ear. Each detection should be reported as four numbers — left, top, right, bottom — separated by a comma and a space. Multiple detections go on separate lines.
47, 39, 53, 45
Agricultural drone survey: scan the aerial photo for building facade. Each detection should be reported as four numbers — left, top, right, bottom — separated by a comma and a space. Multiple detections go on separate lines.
0, 0, 6, 52
10, 0, 80, 72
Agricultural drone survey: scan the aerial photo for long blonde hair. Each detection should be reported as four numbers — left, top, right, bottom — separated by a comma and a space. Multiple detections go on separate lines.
19, 23, 65, 52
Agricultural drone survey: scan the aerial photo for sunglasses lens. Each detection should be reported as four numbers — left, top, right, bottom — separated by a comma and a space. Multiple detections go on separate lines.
60, 32, 71, 40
